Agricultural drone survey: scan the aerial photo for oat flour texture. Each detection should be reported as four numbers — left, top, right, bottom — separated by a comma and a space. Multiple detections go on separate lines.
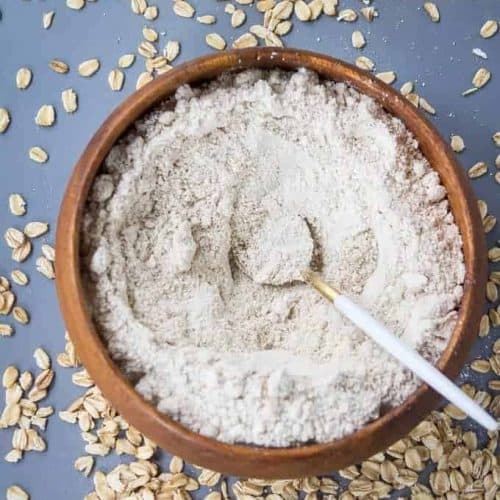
81, 70, 465, 446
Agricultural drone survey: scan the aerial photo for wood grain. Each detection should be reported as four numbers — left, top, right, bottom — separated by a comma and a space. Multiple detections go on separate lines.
55, 48, 487, 478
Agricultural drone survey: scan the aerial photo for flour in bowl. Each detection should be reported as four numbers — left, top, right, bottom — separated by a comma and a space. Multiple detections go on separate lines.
81, 69, 465, 446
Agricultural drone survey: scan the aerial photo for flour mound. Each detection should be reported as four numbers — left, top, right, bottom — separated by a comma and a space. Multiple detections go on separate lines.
81, 70, 465, 447
234, 214, 313, 285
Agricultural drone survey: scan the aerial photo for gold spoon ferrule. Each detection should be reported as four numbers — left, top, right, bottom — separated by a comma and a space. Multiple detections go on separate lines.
301, 270, 340, 302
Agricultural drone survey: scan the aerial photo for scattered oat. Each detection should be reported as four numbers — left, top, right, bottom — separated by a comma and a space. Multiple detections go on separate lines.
419, 96, 436, 115
471, 358, 491, 373
33, 348, 51, 370
322, 0, 337, 16
483, 214, 496, 233
263, 31, 282, 47
118, 54, 135, 68
197, 15, 216, 24
78, 59, 100, 77
28, 146, 48, 164
9, 194, 26, 216
480, 19, 498, 39
486, 281, 498, 302
233, 33, 259, 49
11, 241, 31, 263
477, 200, 488, 219
490, 271, 500, 285
423, 2, 439, 22
164, 41, 180, 62
0, 276, 9, 291
41, 244, 55, 262
0, 289, 15, 314
256, 0, 274, 13
355, 56, 375, 71
4, 228, 25, 249
472, 67, 491, 89
61, 89, 78, 113
468, 161, 488, 178
462, 87, 479, 96
35, 105, 55, 127
143, 26, 158, 42
450, 135, 465, 153
472, 47, 488, 59
72, 369, 93, 387
231, 9, 246, 28
1, 402, 21, 426
24, 221, 49, 238
11, 270, 28, 286
173, 0, 195, 18
12, 307, 29, 325
430, 470, 450, 495
66, 0, 85, 10
2, 366, 19, 388
4, 449, 22, 463
490, 307, 500, 326
493, 131, 500, 146
136, 72, 153, 89
295, 1, 311, 21
0, 324, 14, 337
205, 493, 221, 500
138, 40, 157, 58
42, 11, 55, 29
0, 108, 11, 133
444, 403, 466, 420
351, 31, 366, 49
205, 33, 226, 51
16, 68, 32, 90
272, 1, 293, 20
74, 455, 94, 476
400, 81, 414, 95
308, 0, 323, 20
108, 69, 125, 91
199, 469, 221, 487
131, 0, 147, 15
19, 372, 32, 391
6, 485, 29, 500
169, 455, 184, 473
360, 6, 377, 21
85, 442, 110, 456
275, 20, 292, 36
488, 246, 500, 262
36, 256, 55, 280
488, 379, 500, 391
337, 8, 357, 22
49, 59, 70, 74
376, 71, 396, 84
144, 6, 159, 20
250, 24, 268, 39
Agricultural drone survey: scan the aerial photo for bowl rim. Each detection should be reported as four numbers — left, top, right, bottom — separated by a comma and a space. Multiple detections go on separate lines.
55, 47, 487, 478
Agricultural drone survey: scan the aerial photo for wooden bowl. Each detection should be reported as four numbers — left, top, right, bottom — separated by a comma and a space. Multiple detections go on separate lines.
56, 48, 487, 478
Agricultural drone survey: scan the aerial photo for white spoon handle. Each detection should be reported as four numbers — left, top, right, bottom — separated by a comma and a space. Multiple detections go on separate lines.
335, 295, 498, 432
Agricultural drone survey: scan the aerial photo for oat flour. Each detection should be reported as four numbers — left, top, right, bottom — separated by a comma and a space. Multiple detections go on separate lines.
81, 70, 465, 446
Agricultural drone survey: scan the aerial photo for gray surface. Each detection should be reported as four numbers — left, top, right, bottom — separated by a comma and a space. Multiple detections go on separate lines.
0, 0, 498, 498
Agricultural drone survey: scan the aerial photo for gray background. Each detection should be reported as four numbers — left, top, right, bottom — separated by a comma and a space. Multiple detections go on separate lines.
0, 0, 498, 498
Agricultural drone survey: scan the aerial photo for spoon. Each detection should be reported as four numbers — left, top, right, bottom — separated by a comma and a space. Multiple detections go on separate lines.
303, 270, 498, 432
236, 215, 499, 432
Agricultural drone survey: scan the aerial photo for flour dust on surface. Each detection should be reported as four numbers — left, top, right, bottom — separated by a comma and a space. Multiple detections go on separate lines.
81, 70, 465, 447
